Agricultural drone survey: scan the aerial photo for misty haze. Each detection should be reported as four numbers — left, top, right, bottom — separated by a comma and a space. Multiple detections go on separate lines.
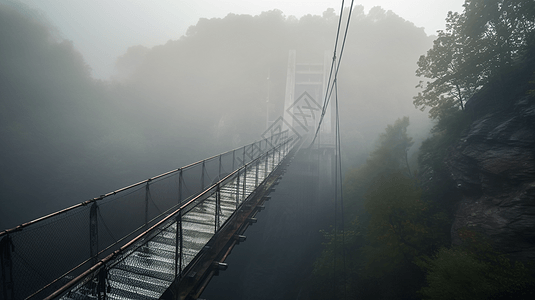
1, 0, 535, 299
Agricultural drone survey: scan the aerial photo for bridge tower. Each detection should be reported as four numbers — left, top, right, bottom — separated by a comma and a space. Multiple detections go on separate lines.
283, 50, 335, 194
201, 52, 338, 299
282, 50, 334, 145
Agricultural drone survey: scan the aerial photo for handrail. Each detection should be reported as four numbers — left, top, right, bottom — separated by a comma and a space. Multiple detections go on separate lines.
0, 130, 289, 237
43, 137, 294, 300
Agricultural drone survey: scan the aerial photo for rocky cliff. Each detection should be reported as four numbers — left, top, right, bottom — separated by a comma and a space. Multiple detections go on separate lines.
445, 95, 535, 261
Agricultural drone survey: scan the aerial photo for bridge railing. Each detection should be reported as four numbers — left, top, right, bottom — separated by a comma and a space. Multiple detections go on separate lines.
44, 135, 295, 300
0, 130, 291, 300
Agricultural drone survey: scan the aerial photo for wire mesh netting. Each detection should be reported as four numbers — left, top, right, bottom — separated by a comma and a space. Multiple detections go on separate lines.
3, 207, 92, 300
0, 133, 293, 300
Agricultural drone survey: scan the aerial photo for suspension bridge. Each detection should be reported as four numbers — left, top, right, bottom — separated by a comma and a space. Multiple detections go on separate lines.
0, 48, 345, 299
0, 131, 336, 300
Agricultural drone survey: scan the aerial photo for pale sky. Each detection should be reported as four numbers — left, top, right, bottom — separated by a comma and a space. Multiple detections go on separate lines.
18, 0, 466, 79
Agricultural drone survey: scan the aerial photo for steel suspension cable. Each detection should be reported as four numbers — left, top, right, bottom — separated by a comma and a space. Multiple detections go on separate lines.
310, 0, 345, 152
310, 0, 355, 146
322, 0, 346, 113
335, 78, 347, 298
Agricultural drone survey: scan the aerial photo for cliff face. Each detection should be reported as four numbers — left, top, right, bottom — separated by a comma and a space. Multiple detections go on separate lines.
445, 95, 535, 261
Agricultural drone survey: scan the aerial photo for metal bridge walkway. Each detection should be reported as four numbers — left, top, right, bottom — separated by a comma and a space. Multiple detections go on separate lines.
0, 132, 296, 300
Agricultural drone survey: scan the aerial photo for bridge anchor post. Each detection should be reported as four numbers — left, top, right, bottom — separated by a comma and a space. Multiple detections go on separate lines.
1, 235, 14, 300
90, 202, 99, 265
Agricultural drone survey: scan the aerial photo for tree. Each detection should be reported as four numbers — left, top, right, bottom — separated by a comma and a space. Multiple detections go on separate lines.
361, 171, 449, 299
414, 0, 535, 120
363, 172, 426, 274
343, 117, 414, 219
414, 11, 483, 119
417, 239, 535, 300
369, 116, 414, 176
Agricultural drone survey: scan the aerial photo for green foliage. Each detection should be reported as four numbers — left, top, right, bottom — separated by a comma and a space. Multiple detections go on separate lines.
308, 219, 364, 300
310, 2, 535, 299
310, 118, 450, 299
368, 117, 414, 175
414, 0, 535, 120
414, 11, 480, 118
343, 117, 414, 220
417, 106, 471, 180
364, 172, 425, 273
362, 171, 449, 276
417, 245, 535, 300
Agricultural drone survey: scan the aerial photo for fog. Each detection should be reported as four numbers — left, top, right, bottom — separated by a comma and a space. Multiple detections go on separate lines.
1, 0, 454, 230
17, 0, 464, 80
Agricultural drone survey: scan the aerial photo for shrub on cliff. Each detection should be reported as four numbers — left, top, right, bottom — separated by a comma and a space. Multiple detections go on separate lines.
417, 245, 535, 300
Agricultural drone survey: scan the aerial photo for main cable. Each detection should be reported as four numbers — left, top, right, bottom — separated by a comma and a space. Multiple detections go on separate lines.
323, 0, 346, 119
335, 78, 347, 298
327, 3, 345, 296
310, 0, 355, 147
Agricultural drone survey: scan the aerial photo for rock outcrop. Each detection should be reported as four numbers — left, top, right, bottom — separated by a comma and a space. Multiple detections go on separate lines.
445, 95, 535, 261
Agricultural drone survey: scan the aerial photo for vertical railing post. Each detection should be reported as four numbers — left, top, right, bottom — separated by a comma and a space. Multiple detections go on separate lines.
273, 145, 279, 169
276, 145, 278, 166
235, 172, 240, 208
287, 138, 290, 155
232, 150, 235, 171
201, 160, 205, 191
90, 202, 99, 266
242, 164, 247, 201
273, 146, 277, 168
215, 184, 220, 233
274, 145, 277, 167
179, 169, 183, 205
1, 235, 14, 300
176, 169, 183, 278
145, 180, 151, 228
265, 150, 269, 177
272, 148, 275, 170
242, 146, 246, 167
96, 267, 108, 300
278, 143, 281, 165
255, 159, 259, 187
175, 210, 183, 278
274, 144, 278, 166
218, 154, 222, 180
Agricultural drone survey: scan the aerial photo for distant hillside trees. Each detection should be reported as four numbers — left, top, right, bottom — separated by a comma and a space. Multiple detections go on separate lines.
116, 5, 433, 164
